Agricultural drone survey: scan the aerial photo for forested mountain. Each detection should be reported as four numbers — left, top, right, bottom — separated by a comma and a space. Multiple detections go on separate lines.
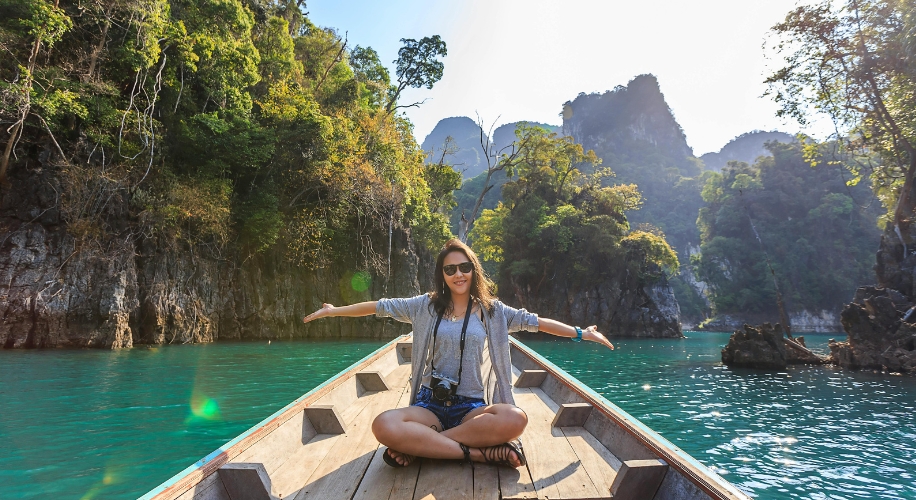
561, 75, 703, 254
695, 140, 882, 320
700, 131, 796, 171
421, 117, 485, 178
430, 73, 882, 328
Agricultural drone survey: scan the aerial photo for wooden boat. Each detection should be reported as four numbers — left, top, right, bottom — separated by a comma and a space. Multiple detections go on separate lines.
140, 334, 751, 500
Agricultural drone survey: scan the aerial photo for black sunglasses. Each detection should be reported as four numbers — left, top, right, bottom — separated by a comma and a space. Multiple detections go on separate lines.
443, 262, 474, 276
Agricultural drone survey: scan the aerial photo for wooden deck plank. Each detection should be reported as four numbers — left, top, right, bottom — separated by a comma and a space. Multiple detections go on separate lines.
473, 465, 499, 500
497, 465, 537, 500
293, 366, 411, 500
412, 459, 473, 500
514, 389, 605, 500
352, 377, 419, 500
561, 427, 621, 497
272, 433, 342, 498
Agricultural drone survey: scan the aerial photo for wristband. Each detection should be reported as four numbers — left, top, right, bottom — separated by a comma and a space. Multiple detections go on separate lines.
572, 326, 583, 342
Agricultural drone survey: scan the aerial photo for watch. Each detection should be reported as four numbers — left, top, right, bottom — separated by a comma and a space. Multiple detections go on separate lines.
573, 326, 583, 342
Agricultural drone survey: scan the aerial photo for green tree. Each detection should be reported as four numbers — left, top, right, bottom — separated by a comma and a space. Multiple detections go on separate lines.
765, 0, 915, 229
694, 142, 882, 316
386, 35, 447, 114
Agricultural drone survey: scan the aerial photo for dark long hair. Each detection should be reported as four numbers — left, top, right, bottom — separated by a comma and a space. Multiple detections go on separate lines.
430, 239, 495, 317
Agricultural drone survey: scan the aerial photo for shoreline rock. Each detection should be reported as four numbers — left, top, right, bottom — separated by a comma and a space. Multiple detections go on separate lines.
721, 323, 828, 369
829, 286, 916, 373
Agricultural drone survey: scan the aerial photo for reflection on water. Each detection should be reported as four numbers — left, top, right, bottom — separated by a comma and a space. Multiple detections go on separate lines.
1, 332, 914, 499
523, 332, 916, 500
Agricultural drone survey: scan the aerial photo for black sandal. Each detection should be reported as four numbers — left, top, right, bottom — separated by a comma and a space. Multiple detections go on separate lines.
382, 447, 416, 467
479, 439, 527, 468
459, 443, 473, 468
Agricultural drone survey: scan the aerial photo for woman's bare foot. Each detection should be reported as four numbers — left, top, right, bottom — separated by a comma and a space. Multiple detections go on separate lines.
385, 448, 416, 466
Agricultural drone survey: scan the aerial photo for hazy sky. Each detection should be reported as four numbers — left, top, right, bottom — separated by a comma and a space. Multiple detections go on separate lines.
308, 0, 816, 156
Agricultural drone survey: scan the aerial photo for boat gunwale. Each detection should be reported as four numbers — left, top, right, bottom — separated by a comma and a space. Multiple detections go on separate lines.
139, 334, 410, 500
509, 336, 751, 500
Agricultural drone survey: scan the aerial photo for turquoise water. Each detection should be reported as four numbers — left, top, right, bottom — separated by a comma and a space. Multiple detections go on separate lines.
525, 333, 916, 500
0, 339, 387, 499
1, 332, 914, 499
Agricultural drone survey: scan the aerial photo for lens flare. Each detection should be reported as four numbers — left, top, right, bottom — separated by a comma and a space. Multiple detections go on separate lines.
188, 391, 222, 422
351, 271, 371, 292
79, 467, 122, 500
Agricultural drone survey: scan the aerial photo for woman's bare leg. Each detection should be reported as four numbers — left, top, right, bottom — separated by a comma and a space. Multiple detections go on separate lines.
371, 404, 528, 467
441, 404, 527, 447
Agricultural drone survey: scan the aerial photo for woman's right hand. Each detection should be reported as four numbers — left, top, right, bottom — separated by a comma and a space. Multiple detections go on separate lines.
303, 303, 335, 323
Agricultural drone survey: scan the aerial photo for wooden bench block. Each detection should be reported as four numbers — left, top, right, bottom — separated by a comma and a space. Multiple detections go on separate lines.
355, 371, 389, 392
610, 459, 669, 500
218, 462, 277, 500
303, 405, 346, 434
552, 402, 592, 427
396, 342, 412, 362
513, 369, 547, 388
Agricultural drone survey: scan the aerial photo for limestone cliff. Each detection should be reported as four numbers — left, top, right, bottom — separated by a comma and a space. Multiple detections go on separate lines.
0, 168, 420, 349
506, 269, 682, 339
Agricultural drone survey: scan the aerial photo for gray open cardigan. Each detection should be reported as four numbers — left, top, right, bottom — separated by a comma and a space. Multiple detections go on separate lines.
376, 294, 540, 406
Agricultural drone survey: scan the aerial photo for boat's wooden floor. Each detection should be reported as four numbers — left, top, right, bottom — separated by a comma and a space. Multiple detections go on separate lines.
272, 363, 618, 500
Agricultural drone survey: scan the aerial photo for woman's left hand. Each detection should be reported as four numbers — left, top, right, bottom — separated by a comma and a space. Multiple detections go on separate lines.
583, 325, 615, 350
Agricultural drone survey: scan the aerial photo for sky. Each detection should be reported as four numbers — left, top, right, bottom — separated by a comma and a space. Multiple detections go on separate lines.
308, 0, 819, 156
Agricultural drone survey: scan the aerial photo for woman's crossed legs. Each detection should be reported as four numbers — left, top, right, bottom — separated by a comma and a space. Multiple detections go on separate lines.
371, 403, 527, 467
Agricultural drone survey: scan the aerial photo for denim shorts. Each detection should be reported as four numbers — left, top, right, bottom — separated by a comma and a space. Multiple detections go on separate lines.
413, 386, 487, 430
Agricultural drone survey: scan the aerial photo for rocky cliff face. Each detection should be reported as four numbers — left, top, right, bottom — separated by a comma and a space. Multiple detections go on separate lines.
508, 271, 682, 339
0, 169, 420, 349
562, 74, 695, 167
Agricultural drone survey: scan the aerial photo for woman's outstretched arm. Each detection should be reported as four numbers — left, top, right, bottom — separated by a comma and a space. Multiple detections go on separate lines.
302, 301, 377, 323
537, 318, 615, 350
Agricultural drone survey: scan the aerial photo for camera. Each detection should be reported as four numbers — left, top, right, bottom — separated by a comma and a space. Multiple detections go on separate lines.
430, 373, 458, 402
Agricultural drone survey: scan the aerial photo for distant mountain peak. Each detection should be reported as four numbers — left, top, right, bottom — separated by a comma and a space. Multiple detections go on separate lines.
562, 73, 696, 175
700, 130, 796, 171
421, 118, 559, 179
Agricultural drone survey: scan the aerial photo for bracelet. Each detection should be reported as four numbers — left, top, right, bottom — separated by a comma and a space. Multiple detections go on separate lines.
572, 326, 583, 342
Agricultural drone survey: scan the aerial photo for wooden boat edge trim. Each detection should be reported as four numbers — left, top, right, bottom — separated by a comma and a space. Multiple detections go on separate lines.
508, 337, 751, 500
139, 333, 410, 500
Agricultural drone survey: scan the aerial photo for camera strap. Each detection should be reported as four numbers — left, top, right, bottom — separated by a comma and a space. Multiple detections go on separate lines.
430, 305, 472, 387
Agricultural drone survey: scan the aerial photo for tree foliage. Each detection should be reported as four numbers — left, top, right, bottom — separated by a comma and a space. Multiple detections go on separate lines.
0, 0, 451, 274
386, 35, 446, 114
694, 141, 882, 315
765, 0, 916, 228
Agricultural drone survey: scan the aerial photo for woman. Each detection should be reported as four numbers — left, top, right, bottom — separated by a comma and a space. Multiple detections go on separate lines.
302, 239, 615, 468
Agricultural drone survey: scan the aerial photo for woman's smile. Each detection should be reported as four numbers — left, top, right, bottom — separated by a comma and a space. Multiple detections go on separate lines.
443, 251, 473, 296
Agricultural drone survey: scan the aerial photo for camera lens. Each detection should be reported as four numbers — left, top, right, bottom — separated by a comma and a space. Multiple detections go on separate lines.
431, 377, 454, 401
432, 385, 451, 401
